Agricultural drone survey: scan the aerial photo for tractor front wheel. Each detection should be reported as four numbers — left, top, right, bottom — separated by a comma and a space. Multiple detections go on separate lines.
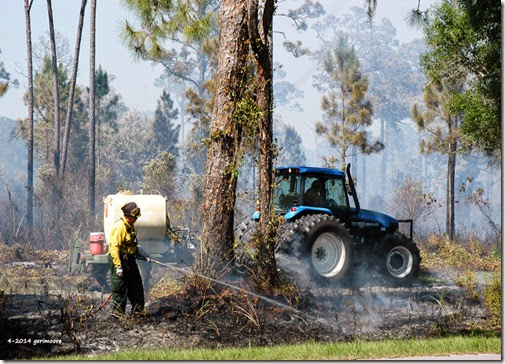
373, 233, 421, 285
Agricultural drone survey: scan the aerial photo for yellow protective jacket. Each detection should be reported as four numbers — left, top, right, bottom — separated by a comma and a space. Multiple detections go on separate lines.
109, 217, 139, 267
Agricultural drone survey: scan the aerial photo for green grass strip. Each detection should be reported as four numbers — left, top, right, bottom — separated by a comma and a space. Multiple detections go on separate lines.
49, 334, 501, 361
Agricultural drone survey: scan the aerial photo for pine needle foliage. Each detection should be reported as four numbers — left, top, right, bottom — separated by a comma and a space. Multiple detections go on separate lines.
120, 0, 218, 61
315, 35, 382, 171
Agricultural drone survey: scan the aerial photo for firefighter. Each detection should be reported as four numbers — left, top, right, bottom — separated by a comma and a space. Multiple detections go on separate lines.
108, 201, 148, 317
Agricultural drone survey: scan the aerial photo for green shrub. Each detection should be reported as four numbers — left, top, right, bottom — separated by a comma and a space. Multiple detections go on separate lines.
482, 273, 501, 327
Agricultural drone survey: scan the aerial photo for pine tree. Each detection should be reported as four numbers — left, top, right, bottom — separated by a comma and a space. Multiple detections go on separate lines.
24, 0, 34, 238
46, 0, 61, 176
412, 82, 461, 241
152, 90, 180, 156
88, 0, 96, 220
315, 35, 382, 171
61, 0, 87, 175
277, 124, 306, 166
199, 0, 249, 263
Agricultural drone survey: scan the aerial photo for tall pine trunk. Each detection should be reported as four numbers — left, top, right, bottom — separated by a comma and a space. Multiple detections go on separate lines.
446, 119, 457, 241
351, 147, 357, 178
361, 153, 366, 206
46, 0, 60, 176
380, 118, 386, 202
61, 0, 87, 175
247, 0, 278, 287
88, 0, 97, 221
199, 0, 249, 264
24, 0, 34, 239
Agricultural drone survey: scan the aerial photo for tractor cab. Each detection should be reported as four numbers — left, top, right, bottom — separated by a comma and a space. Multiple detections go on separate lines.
272, 166, 352, 222
271, 165, 411, 240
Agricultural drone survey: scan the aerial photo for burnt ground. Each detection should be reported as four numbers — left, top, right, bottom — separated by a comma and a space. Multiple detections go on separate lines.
0, 252, 498, 360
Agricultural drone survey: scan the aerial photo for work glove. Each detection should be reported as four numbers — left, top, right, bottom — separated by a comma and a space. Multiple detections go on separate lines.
116, 266, 123, 278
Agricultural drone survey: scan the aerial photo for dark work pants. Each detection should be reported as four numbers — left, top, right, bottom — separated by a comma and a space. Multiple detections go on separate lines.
109, 254, 145, 314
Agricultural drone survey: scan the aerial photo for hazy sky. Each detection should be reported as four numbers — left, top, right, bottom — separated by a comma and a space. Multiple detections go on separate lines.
0, 0, 436, 151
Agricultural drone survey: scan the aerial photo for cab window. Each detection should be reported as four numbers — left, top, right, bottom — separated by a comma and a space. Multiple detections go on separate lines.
303, 177, 323, 207
325, 177, 348, 213
273, 174, 301, 211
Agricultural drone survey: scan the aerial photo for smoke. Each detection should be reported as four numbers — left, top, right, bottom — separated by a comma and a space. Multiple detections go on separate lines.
274, 249, 486, 338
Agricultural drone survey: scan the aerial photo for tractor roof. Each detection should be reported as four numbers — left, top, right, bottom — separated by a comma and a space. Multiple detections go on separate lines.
276, 166, 345, 177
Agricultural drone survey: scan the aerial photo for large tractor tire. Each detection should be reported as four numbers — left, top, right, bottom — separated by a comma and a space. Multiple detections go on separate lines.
235, 217, 258, 245
276, 214, 352, 289
373, 233, 421, 285
233, 217, 258, 273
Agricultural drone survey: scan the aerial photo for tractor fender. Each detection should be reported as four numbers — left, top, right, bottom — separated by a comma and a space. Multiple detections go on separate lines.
283, 206, 333, 221
253, 206, 333, 222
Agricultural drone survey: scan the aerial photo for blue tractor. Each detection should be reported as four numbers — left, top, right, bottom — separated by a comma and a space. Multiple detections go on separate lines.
234, 164, 421, 288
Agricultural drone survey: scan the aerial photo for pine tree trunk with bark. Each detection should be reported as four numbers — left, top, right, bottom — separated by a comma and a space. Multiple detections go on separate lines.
247, 0, 278, 288
380, 118, 386, 200
24, 0, 34, 239
88, 0, 97, 221
61, 0, 87, 175
199, 0, 249, 265
446, 119, 457, 241
46, 0, 61, 176
361, 153, 366, 206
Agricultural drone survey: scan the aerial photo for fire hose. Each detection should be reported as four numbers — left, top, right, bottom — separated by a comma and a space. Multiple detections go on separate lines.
92, 293, 112, 315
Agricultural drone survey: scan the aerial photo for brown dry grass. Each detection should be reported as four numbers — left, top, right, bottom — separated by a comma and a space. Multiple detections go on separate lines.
0, 242, 88, 295
0, 242, 68, 265
148, 275, 181, 299
419, 235, 500, 272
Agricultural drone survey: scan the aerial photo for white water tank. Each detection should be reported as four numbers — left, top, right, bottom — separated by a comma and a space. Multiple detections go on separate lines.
103, 192, 169, 255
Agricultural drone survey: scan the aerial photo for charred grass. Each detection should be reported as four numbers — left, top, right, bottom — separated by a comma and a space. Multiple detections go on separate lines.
417, 234, 501, 328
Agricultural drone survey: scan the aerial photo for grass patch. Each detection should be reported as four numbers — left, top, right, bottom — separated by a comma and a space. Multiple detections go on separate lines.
50, 334, 500, 360
482, 273, 502, 327
148, 275, 181, 299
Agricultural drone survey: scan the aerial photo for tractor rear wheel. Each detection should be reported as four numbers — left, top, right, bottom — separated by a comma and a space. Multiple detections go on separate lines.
276, 214, 352, 289
235, 217, 258, 245
373, 233, 421, 285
